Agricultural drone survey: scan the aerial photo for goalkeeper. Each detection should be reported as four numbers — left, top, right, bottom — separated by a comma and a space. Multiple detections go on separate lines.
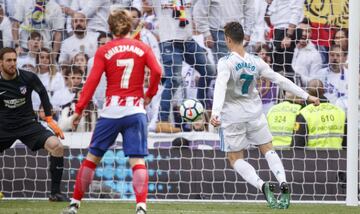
0, 48, 68, 201
210, 22, 320, 209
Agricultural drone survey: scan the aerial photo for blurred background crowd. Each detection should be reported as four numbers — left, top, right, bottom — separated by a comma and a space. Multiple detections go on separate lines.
0, 0, 352, 149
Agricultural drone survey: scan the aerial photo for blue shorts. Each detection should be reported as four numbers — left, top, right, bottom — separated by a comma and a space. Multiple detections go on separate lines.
88, 113, 148, 157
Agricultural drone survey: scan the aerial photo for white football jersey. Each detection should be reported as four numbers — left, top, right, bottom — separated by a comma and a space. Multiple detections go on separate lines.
212, 52, 308, 126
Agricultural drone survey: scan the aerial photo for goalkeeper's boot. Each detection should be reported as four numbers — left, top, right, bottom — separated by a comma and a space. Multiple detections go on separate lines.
61, 203, 79, 214
49, 193, 70, 202
136, 203, 147, 214
262, 182, 277, 209
278, 182, 290, 209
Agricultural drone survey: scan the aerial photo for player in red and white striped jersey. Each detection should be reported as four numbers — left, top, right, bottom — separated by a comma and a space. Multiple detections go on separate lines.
62, 9, 162, 214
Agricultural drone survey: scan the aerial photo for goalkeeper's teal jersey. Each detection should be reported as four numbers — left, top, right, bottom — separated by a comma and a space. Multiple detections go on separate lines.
212, 51, 308, 126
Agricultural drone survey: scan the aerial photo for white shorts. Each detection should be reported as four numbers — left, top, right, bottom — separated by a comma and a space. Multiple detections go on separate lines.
219, 114, 273, 152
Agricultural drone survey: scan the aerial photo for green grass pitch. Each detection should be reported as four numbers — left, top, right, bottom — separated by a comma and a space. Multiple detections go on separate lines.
0, 200, 360, 214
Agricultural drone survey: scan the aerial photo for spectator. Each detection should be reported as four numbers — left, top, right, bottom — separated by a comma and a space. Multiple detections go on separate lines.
333, 28, 348, 52
17, 31, 43, 69
266, 0, 304, 80
11, 0, 64, 58
292, 79, 346, 149
249, 0, 269, 50
153, 0, 215, 133
58, 12, 98, 65
319, 45, 347, 104
193, 0, 255, 63
255, 43, 278, 114
87, 32, 113, 109
292, 21, 323, 87
32, 48, 65, 111
53, 66, 97, 132
267, 92, 303, 148
142, 0, 158, 38
127, 6, 161, 61
63, 0, 111, 34
71, 52, 89, 77
0, 4, 12, 48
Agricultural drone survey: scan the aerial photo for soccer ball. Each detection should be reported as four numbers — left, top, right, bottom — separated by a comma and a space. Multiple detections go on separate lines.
180, 99, 204, 122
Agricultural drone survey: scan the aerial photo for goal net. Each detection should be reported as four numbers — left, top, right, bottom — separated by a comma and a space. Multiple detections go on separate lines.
0, 0, 358, 203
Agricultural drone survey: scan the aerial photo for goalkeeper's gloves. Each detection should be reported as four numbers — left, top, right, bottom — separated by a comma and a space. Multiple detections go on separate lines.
45, 116, 65, 139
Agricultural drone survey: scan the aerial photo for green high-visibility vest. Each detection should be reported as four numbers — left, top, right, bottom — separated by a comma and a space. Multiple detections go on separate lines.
300, 103, 345, 149
267, 101, 302, 147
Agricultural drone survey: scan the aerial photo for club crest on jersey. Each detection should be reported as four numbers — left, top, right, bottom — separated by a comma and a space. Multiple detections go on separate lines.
19, 86, 27, 94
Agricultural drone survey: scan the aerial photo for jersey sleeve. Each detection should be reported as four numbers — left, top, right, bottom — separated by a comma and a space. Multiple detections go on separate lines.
258, 59, 309, 100
29, 72, 52, 117
144, 46, 162, 99
75, 49, 105, 114
211, 59, 231, 117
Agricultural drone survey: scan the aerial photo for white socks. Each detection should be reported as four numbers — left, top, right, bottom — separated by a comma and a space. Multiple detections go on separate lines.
233, 159, 264, 191
265, 150, 287, 184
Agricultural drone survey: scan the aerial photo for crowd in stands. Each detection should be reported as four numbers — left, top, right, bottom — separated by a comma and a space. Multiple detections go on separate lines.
0, 0, 351, 149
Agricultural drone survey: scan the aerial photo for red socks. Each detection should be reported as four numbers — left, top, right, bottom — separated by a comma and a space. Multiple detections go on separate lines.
132, 164, 149, 204
72, 160, 148, 204
72, 159, 97, 201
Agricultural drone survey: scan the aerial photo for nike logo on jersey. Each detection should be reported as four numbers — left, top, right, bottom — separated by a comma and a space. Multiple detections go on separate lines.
0, 91, 6, 95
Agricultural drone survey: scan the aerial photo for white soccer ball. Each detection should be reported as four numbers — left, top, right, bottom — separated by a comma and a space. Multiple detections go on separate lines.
180, 99, 204, 122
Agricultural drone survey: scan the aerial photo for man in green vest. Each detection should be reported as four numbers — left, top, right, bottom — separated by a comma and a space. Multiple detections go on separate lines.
292, 79, 346, 149
267, 92, 304, 148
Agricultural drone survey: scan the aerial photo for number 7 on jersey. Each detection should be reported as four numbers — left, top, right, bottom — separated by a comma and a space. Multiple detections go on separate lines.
117, 59, 134, 89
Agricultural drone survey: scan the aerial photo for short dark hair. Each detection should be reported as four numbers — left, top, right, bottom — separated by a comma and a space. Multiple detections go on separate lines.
329, 44, 342, 52
97, 32, 113, 42
301, 17, 311, 25
64, 65, 84, 78
0, 47, 16, 60
224, 22, 244, 44
28, 31, 43, 41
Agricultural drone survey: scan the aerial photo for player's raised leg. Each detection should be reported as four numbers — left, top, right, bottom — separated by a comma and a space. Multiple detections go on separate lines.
259, 142, 290, 209
44, 136, 69, 202
228, 151, 277, 208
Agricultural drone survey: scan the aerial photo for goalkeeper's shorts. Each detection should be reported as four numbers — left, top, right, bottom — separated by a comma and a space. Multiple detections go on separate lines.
0, 122, 54, 153
88, 113, 148, 158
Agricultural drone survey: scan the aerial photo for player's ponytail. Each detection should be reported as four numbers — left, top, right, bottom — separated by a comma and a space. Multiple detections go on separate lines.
108, 9, 132, 37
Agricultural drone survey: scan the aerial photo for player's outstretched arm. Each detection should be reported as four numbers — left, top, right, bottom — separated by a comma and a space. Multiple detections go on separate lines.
211, 59, 231, 127
260, 62, 310, 103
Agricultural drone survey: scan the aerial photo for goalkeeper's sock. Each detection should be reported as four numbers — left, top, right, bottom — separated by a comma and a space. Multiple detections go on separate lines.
72, 159, 97, 201
265, 150, 287, 184
49, 156, 64, 194
132, 164, 148, 205
233, 159, 264, 190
